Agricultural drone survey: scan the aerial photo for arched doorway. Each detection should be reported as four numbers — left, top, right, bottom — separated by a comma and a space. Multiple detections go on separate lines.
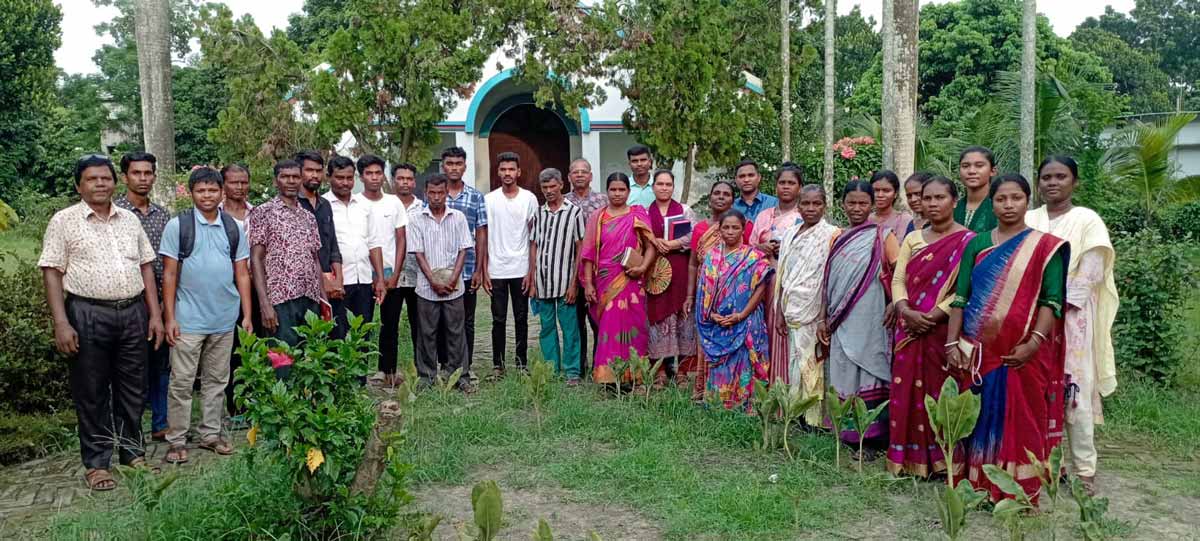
487, 104, 570, 203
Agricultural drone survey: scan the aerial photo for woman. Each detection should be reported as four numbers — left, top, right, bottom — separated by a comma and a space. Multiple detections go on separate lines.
946, 173, 1068, 503
1026, 156, 1118, 495
869, 170, 915, 238
753, 166, 804, 387
903, 171, 933, 230
646, 169, 697, 386
887, 176, 975, 478
954, 146, 999, 233
817, 181, 899, 452
580, 173, 658, 386
775, 184, 839, 425
695, 211, 773, 409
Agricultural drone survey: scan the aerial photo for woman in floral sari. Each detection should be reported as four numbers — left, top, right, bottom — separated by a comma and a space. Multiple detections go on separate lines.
946, 173, 1068, 503
775, 184, 839, 425
581, 172, 658, 386
887, 176, 975, 477
696, 211, 773, 409
818, 180, 899, 452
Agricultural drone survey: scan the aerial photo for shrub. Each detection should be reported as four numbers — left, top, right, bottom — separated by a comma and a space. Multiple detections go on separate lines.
0, 252, 70, 413
1158, 201, 1200, 240
1111, 230, 1198, 381
0, 410, 75, 466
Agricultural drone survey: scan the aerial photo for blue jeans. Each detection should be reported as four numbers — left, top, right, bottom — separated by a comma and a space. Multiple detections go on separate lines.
533, 297, 581, 379
146, 344, 170, 433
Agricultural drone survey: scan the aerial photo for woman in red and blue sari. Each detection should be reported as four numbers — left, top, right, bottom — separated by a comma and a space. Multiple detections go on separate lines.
887, 176, 975, 478
696, 210, 773, 409
946, 173, 1068, 503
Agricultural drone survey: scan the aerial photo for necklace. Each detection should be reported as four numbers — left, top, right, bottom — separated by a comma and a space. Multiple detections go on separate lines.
964, 206, 976, 226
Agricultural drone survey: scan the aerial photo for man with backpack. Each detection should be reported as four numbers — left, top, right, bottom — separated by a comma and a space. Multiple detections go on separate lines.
159, 168, 252, 464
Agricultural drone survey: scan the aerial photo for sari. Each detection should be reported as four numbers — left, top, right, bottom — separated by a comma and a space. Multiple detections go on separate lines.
647, 201, 696, 360
685, 219, 754, 392
871, 210, 915, 239
824, 223, 894, 445
886, 229, 975, 477
580, 206, 654, 384
776, 219, 839, 425
954, 229, 1068, 502
753, 207, 802, 392
696, 244, 773, 409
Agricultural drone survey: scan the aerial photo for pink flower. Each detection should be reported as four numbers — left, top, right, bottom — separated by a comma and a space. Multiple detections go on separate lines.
267, 350, 295, 370
175, 184, 188, 197
840, 147, 857, 160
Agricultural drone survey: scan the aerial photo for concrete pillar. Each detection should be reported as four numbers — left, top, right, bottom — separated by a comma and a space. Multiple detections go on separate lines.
581, 131, 602, 192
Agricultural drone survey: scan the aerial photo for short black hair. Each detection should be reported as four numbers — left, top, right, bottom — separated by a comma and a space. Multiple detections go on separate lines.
188, 167, 224, 191
606, 172, 631, 189
734, 159, 759, 175
989, 173, 1031, 199
776, 164, 804, 184
870, 170, 900, 191
220, 163, 250, 178
842, 179, 875, 201
74, 154, 117, 185
119, 152, 157, 174
294, 150, 324, 168
441, 146, 467, 160
626, 145, 651, 160
356, 154, 386, 175
652, 169, 675, 184
425, 173, 449, 188
393, 162, 418, 177
496, 152, 520, 168
326, 155, 355, 176
1038, 155, 1079, 180
921, 175, 958, 200
717, 209, 748, 226
273, 159, 302, 178
959, 146, 996, 168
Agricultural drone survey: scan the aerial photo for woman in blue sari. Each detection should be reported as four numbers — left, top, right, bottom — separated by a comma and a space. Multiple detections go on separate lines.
696, 211, 774, 409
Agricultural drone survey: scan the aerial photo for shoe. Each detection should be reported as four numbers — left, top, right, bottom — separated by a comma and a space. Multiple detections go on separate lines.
459, 382, 478, 394
486, 368, 506, 381
150, 429, 169, 442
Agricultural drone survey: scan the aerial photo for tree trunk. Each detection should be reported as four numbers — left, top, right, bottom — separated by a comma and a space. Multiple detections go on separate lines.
1019, 0, 1036, 185
889, 0, 920, 209
822, 0, 836, 208
682, 144, 696, 205
350, 400, 404, 497
135, 0, 176, 208
780, 0, 792, 162
881, 0, 895, 172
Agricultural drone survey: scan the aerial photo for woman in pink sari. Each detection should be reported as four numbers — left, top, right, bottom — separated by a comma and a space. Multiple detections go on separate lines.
887, 176, 975, 478
752, 165, 803, 387
581, 172, 658, 386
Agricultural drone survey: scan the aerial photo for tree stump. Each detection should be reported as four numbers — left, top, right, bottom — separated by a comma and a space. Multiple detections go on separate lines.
350, 400, 403, 497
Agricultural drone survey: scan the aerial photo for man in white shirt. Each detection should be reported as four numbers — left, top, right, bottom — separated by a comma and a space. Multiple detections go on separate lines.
323, 156, 388, 340
364, 158, 416, 386
482, 152, 538, 377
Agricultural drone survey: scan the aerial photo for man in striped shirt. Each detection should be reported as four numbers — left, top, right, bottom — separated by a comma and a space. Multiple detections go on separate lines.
529, 168, 586, 385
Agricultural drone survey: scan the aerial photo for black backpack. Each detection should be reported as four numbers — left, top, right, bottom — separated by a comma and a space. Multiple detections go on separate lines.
177, 209, 241, 267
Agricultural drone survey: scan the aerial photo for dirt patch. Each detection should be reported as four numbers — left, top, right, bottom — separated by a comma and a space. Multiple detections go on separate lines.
1098, 469, 1200, 539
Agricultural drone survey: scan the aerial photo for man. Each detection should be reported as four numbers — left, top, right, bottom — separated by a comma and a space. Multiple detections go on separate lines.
114, 152, 171, 442
408, 174, 475, 390
324, 156, 388, 339
441, 146, 487, 376
483, 152, 538, 376
39, 154, 165, 491
248, 160, 325, 357
626, 145, 656, 208
159, 168, 252, 464
563, 158, 605, 376
294, 150, 344, 303
529, 168, 586, 385
377, 162, 422, 386
219, 163, 256, 419
731, 159, 778, 221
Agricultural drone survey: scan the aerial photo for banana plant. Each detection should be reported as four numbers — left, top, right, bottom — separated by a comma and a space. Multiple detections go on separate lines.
398, 356, 422, 405
824, 387, 853, 469
982, 464, 1035, 540
1027, 446, 1064, 513
774, 381, 819, 460
523, 353, 554, 432
435, 367, 463, 403
750, 379, 780, 451
532, 518, 554, 541
1070, 476, 1110, 541
639, 357, 665, 403
850, 396, 889, 473
925, 378, 981, 488
935, 479, 988, 540
471, 480, 503, 541
608, 355, 630, 400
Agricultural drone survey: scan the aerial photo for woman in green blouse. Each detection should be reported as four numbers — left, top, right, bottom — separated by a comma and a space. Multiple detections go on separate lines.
954, 146, 1000, 232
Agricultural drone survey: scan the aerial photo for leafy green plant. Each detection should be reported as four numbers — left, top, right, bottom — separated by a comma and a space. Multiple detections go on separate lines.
632, 355, 665, 402
523, 352, 554, 431
1070, 476, 1111, 541
751, 380, 818, 460
118, 466, 181, 512
776, 384, 820, 460
1112, 230, 1198, 381
1027, 446, 1064, 513
982, 464, 1035, 540
471, 480, 504, 541
435, 367, 463, 403
532, 518, 554, 541
825, 388, 853, 469
934, 479, 988, 540
1102, 112, 1200, 225
608, 355, 630, 401
849, 396, 889, 473
0, 251, 71, 414
398, 356, 422, 404
925, 378, 981, 488
750, 379, 780, 451
405, 514, 442, 541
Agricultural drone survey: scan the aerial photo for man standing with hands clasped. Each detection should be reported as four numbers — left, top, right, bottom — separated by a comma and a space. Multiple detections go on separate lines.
483, 152, 538, 377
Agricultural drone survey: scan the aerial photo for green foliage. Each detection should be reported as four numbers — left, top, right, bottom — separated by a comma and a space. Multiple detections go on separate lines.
1103, 113, 1200, 224
1078, 1, 1200, 105
849, 396, 888, 474
1026, 446, 1064, 512
523, 351, 554, 430
0, 410, 75, 466
0, 0, 63, 202
471, 480, 504, 541
924, 378, 981, 488
0, 251, 70, 413
532, 518, 555, 541
117, 465, 181, 511
982, 464, 1035, 539
1111, 230, 1198, 381
1069, 27, 1171, 115
751, 379, 819, 460
1070, 476, 1111, 541
1158, 201, 1200, 239
934, 479, 987, 540
824, 387, 852, 469
172, 65, 228, 168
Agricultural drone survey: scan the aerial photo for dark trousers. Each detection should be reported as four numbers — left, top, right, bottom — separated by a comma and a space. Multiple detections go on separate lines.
273, 297, 317, 347
490, 278, 528, 370
438, 289, 476, 374
226, 285, 262, 416
145, 343, 169, 433
416, 296, 465, 383
575, 284, 598, 378
67, 297, 148, 470
379, 286, 420, 374
331, 283, 375, 340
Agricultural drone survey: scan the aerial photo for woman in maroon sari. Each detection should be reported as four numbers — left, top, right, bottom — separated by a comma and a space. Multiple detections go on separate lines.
646, 170, 697, 387
887, 176, 975, 478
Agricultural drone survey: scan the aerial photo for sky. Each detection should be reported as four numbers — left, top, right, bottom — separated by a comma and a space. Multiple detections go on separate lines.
54, 0, 1136, 76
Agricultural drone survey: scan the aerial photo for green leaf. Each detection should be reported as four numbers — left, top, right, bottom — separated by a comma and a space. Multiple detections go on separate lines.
982, 465, 1028, 500
533, 518, 554, 541
992, 497, 1030, 520
471, 480, 503, 541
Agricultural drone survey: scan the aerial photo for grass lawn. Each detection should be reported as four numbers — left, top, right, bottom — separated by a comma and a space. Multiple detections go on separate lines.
0, 228, 39, 273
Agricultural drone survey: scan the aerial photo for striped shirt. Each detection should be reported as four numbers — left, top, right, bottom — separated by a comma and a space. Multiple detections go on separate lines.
445, 184, 487, 281
531, 200, 586, 299
407, 206, 474, 301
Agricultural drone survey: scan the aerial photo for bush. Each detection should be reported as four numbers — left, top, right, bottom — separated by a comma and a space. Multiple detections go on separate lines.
7, 187, 75, 241
1111, 230, 1198, 381
0, 410, 75, 466
0, 252, 70, 413
1158, 201, 1200, 240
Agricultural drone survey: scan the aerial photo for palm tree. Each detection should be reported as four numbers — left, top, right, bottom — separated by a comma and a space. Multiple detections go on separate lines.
1102, 113, 1200, 225
958, 70, 1082, 175
780, 0, 792, 162
135, 0, 177, 207
1019, 0, 1036, 182
883, 0, 920, 200
822, 0, 836, 207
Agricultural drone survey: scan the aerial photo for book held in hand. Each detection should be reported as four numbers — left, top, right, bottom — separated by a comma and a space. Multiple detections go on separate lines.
620, 246, 644, 270
663, 214, 692, 242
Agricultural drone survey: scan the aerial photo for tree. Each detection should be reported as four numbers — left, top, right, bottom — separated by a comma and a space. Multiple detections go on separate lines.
822, 0, 836, 204
1102, 113, 1200, 225
780, 0, 792, 162
135, 0, 178, 203
1078, 1, 1200, 109
286, 0, 351, 52
1019, 0, 1036, 182
882, 0, 919, 186
0, 0, 63, 202
173, 65, 228, 167
1069, 27, 1171, 114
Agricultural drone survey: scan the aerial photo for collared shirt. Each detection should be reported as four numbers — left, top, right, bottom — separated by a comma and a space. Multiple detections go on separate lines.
298, 194, 342, 272
732, 192, 779, 221
159, 211, 250, 334
323, 192, 389, 286
219, 200, 254, 232
445, 183, 487, 280
565, 190, 607, 223
531, 200, 585, 299
398, 197, 425, 288
627, 178, 656, 208
39, 202, 156, 301
114, 195, 170, 290
248, 196, 323, 306
359, 192, 409, 279
484, 187, 538, 280
407, 206, 474, 301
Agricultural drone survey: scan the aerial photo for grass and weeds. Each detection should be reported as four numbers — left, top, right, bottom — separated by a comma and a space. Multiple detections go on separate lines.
0, 411, 75, 466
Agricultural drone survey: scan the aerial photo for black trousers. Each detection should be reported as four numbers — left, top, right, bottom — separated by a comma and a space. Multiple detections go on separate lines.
490, 278, 528, 370
438, 290, 476, 374
575, 284, 599, 378
331, 283, 375, 340
379, 286, 420, 375
226, 285, 262, 416
416, 296, 466, 382
67, 296, 148, 470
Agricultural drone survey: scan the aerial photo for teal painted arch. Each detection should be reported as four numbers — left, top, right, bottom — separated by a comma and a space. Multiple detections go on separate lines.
464, 68, 591, 134
479, 94, 582, 137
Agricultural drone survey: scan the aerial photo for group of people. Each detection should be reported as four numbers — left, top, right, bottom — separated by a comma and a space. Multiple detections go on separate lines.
40, 143, 1117, 504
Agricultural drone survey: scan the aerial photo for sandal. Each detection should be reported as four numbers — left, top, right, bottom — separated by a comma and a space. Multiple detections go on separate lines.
127, 457, 162, 474
164, 445, 189, 464
199, 438, 235, 455
84, 468, 116, 491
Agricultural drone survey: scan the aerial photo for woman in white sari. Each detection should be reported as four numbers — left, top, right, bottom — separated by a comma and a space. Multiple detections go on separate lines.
1026, 156, 1118, 495
775, 185, 840, 425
